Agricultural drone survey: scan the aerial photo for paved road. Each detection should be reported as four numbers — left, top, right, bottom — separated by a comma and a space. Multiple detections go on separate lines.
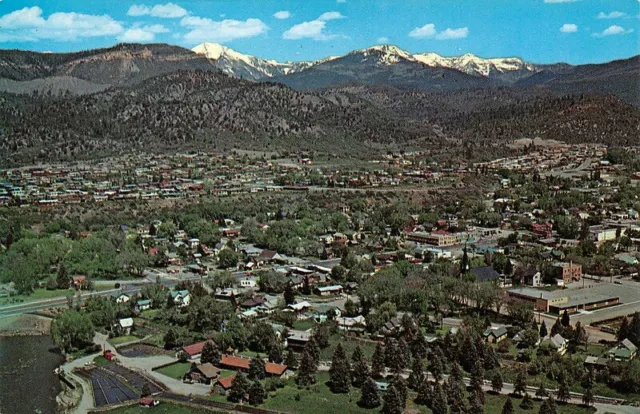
0, 289, 123, 318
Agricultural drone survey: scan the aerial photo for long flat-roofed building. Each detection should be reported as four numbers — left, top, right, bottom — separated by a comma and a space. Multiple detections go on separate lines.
508, 286, 620, 315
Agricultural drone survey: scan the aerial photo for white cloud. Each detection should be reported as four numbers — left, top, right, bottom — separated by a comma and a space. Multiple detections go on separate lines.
409, 24, 468, 40
118, 24, 168, 42
127, 3, 187, 18
597, 11, 626, 19
377, 37, 389, 43
544, 0, 580, 3
273, 11, 291, 20
0, 6, 124, 42
592, 25, 633, 37
435, 27, 469, 40
317, 12, 345, 21
282, 12, 345, 41
559, 23, 578, 33
409, 24, 436, 38
181, 16, 268, 43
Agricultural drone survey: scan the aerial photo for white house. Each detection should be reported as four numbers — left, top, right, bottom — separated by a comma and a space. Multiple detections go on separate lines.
118, 318, 134, 335
170, 290, 191, 308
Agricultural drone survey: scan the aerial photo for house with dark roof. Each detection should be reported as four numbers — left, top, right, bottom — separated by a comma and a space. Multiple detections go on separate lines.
483, 325, 508, 343
185, 363, 221, 384
470, 266, 501, 283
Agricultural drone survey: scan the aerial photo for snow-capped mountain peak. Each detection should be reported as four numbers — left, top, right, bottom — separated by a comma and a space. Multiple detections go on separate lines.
352, 44, 415, 64
192, 42, 542, 82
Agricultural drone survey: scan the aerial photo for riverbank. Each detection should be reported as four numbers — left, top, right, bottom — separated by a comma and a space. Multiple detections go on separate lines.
0, 313, 52, 336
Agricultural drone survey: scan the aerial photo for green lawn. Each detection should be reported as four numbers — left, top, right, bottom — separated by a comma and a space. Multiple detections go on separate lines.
155, 362, 191, 380
108, 335, 141, 346
105, 402, 214, 414
292, 320, 315, 331
318, 335, 378, 361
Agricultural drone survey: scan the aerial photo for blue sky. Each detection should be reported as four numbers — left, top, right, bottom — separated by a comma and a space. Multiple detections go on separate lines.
0, 0, 638, 64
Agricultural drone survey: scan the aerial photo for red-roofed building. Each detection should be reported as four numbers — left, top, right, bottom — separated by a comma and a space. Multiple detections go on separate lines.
220, 355, 288, 377
213, 376, 235, 396
265, 362, 288, 377
220, 354, 251, 370
182, 340, 213, 359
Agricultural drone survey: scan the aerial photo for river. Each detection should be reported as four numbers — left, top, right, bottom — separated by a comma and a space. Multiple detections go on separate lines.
0, 335, 65, 414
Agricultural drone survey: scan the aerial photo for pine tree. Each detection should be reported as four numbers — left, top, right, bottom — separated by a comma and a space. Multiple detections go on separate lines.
351, 346, 369, 387
295, 349, 317, 386
305, 336, 320, 367
200, 341, 220, 365
415, 380, 433, 406
371, 342, 386, 378
284, 282, 295, 305
411, 333, 428, 360
468, 392, 484, 414
408, 358, 425, 390
539, 398, 558, 414
429, 355, 444, 381
56, 262, 70, 290
470, 361, 485, 404
535, 382, 548, 399
502, 397, 515, 414
561, 310, 570, 328
359, 376, 381, 408
228, 373, 250, 403
432, 382, 448, 414
514, 366, 528, 396
491, 371, 503, 394
268, 341, 283, 363
248, 357, 266, 380
556, 377, 570, 403
582, 387, 594, 407
550, 318, 564, 337
391, 375, 407, 410
617, 317, 630, 342
520, 393, 534, 410
329, 343, 350, 393
285, 349, 298, 370
628, 312, 640, 346
163, 328, 177, 350
396, 338, 410, 372
539, 320, 548, 338
382, 384, 403, 414
384, 338, 398, 368
248, 380, 265, 406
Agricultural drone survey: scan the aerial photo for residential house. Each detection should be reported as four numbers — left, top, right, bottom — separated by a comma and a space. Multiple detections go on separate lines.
213, 376, 235, 396
134, 299, 152, 312
313, 305, 342, 323
315, 285, 343, 297
607, 339, 638, 361
117, 317, 134, 335
286, 330, 312, 351
483, 325, 508, 343
113, 292, 131, 304
541, 334, 569, 355
182, 340, 215, 360
170, 290, 191, 308
72, 275, 87, 289
470, 266, 502, 283
185, 363, 221, 384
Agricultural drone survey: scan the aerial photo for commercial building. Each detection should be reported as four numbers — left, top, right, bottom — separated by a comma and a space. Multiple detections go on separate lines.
406, 231, 458, 247
508, 286, 620, 315
552, 262, 582, 283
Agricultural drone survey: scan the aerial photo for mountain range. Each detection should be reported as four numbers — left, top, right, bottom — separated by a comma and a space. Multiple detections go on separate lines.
192, 42, 566, 84
0, 42, 637, 166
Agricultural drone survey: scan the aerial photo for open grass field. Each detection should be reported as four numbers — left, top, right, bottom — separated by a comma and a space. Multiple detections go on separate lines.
155, 362, 191, 380
209, 372, 595, 414
318, 335, 378, 361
